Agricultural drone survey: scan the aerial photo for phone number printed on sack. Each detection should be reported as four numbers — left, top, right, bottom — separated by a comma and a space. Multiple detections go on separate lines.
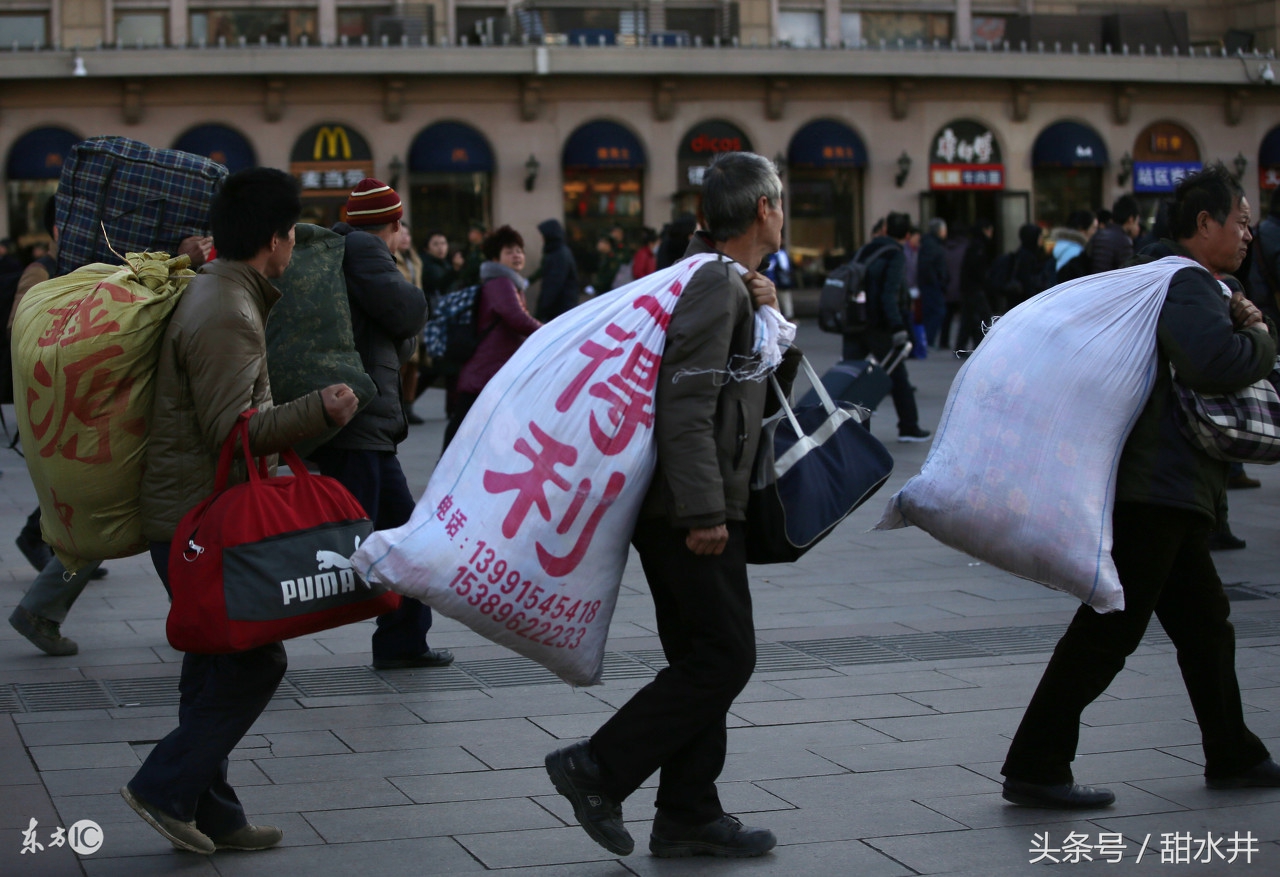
447, 538, 603, 650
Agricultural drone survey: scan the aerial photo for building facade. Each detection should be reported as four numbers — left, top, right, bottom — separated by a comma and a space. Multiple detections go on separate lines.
2, 0, 1279, 280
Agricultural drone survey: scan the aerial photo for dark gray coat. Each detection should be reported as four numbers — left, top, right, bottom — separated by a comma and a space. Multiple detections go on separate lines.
534, 219, 580, 322
324, 222, 427, 451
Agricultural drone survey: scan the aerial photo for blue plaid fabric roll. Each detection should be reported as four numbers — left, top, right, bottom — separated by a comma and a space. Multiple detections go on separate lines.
55, 136, 228, 274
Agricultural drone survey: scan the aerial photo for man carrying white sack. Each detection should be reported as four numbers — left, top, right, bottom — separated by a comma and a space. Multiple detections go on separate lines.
1001, 163, 1280, 809
545, 152, 801, 858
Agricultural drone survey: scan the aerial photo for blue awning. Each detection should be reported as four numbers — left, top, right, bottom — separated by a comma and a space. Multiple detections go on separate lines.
6, 127, 79, 180
562, 121, 646, 170
409, 122, 495, 174
787, 119, 867, 169
1260, 124, 1280, 167
172, 124, 255, 173
1032, 121, 1108, 168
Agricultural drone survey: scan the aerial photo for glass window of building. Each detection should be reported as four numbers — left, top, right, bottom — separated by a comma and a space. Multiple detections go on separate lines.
665, 7, 721, 43
1031, 121, 1107, 229
786, 118, 867, 280
6, 127, 79, 248
408, 121, 494, 249
456, 5, 511, 43
778, 10, 822, 47
116, 13, 167, 47
562, 120, 647, 280
859, 12, 950, 46
191, 7, 318, 44
337, 5, 395, 39
1129, 121, 1201, 229
971, 16, 1006, 46
674, 120, 753, 218
840, 12, 861, 45
0, 15, 47, 48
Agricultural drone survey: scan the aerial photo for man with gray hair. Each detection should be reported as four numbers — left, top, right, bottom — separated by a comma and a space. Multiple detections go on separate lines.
545, 151, 798, 859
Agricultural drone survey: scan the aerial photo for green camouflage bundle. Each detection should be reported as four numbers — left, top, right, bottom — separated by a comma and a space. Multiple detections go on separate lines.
266, 224, 376, 456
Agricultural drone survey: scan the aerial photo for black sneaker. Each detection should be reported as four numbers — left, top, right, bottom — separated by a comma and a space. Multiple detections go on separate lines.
544, 741, 634, 855
897, 426, 932, 443
1206, 757, 1280, 789
650, 812, 777, 858
15, 531, 53, 573
1001, 778, 1115, 809
372, 648, 454, 670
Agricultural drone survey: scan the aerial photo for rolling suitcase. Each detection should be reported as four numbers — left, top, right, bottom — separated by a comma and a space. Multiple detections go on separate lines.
798, 342, 912, 412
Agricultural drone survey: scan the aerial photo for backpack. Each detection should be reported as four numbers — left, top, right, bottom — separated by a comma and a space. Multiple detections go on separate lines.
817, 243, 894, 334
422, 283, 491, 369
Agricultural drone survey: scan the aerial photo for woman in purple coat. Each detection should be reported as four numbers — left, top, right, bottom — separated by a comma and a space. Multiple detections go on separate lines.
444, 225, 542, 447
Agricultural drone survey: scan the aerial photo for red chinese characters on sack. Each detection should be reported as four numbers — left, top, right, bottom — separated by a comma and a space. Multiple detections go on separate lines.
38, 283, 142, 348
479, 274, 685, 578
26, 348, 145, 463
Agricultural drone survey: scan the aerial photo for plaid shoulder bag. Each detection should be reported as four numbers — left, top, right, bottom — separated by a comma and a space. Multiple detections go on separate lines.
1171, 359, 1280, 463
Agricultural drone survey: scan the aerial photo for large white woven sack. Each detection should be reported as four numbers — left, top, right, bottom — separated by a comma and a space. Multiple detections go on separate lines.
353, 254, 720, 685
877, 256, 1207, 612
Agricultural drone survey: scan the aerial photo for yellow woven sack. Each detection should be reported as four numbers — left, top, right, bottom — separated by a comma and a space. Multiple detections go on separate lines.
13, 252, 194, 572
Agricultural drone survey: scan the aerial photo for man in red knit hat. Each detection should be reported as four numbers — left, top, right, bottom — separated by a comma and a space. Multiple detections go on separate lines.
308, 178, 451, 669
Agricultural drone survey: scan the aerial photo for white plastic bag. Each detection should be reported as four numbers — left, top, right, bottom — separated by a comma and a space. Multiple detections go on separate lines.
877, 256, 1206, 612
352, 254, 720, 685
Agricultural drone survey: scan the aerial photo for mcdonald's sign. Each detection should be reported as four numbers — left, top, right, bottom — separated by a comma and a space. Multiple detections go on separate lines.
290, 123, 372, 164
313, 126, 352, 161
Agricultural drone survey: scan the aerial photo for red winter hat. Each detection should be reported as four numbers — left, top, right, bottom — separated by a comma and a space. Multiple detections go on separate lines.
344, 178, 403, 227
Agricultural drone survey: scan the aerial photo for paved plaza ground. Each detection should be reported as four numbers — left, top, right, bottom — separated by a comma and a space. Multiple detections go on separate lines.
2, 318, 1279, 876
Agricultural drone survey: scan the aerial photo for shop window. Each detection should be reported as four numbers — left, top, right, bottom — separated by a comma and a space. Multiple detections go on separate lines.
456, 6, 512, 43
0, 15, 47, 48
191, 8, 318, 44
116, 13, 167, 47
411, 173, 491, 251
778, 10, 822, 47
1034, 168, 1102, 229
859, 11, 950, 46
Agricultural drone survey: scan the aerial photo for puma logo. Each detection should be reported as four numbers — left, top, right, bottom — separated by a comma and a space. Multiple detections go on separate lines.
316, 535, 362, 571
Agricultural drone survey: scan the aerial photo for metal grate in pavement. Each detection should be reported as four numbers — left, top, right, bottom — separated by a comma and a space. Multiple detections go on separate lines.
0, 686, 21, 713
754, 642, 831, 672
782, 637, 913, 666
105, 677, 181, 708
286, 667, 396, 698
459, 657, 563, 688
626, 649, 670, 671
380, 666, 486, 692
871, 632, 993, 661
1229, 616, 1280, 639
16, 680, 116, 712
944, 625, 1065, 656
273, 678, 305, 699
601, 652, 657, 681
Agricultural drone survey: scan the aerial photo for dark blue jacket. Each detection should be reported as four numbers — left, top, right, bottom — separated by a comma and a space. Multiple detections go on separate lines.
534, 219, 580, 322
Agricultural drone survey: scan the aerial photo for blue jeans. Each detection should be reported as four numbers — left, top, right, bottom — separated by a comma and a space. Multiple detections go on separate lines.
128, 542, 284, 836
310, 447, 433, 660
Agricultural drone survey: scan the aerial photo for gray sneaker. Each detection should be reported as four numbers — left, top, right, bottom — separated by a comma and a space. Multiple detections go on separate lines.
121, 785, 215, 855
210, 823, 284, 851
9, 606, 77, 656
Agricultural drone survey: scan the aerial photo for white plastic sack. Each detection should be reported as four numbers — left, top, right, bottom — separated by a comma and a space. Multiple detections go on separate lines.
352, 254, 720, 686
876, 256, 1208, 612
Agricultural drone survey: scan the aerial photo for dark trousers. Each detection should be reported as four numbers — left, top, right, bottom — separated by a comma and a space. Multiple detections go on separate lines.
920, 284, 946, 346
128, 542, 286, 836
938, 301, 961, 348
843, 335, 920, 434
1002, 503, 1269, 785
442, 391, 479, 452
311, 447, 432, 660
955, 293, 992, 352
591, 519, 755, 825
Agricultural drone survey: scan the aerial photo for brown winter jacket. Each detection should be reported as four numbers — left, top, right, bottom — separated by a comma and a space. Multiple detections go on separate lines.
640, 233, 800, 529
141, 259, 329, 541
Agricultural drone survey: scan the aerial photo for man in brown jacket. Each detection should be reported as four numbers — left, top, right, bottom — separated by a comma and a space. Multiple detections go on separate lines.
546, 152, 798, 859
122, 168, 358, 855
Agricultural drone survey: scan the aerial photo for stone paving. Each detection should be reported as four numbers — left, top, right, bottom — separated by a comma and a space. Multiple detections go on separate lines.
2, 319, 1279, 876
